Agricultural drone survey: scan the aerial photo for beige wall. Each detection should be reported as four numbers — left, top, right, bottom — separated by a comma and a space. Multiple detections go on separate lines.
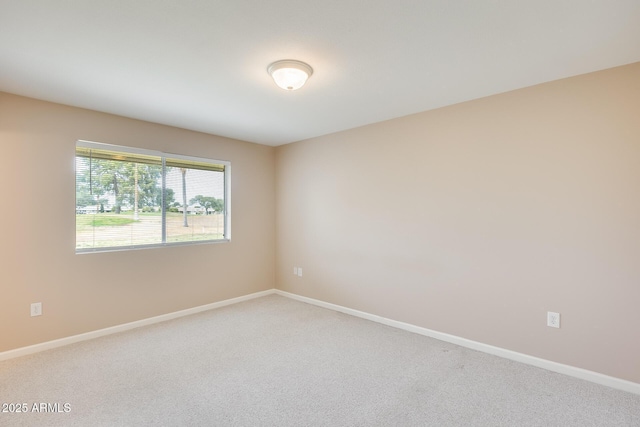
0, 92, 275, 352
275, 62, 640, 383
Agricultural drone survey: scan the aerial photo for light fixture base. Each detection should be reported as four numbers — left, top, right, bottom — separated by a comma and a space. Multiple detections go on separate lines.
268, 60, 313, 91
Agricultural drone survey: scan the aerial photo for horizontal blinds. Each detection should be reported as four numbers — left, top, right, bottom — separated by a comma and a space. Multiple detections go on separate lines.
165, 158, 225, 172
75, 147, 161, 166
76, 147, 225, 172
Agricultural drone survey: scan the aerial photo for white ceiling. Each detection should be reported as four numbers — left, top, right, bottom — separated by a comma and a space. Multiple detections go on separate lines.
1, 1, 639, 146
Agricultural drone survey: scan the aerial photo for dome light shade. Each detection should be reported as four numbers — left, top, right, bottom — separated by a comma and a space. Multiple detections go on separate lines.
268, 60, 313, 91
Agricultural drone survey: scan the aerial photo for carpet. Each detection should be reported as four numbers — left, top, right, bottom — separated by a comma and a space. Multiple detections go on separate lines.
0, 294, 638, 426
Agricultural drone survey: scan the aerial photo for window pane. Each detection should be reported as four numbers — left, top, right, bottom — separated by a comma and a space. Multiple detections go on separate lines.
76, 151, 163, 250
164, 162, 225, 244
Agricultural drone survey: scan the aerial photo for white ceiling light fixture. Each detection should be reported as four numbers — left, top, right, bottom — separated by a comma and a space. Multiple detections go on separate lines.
268, 60, 313, 91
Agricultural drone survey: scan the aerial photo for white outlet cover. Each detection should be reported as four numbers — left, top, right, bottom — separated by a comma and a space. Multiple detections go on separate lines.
31, 302, 42, 317
547, 311, 560, 328
297, 268, 303, 277
293, 267, 298, 275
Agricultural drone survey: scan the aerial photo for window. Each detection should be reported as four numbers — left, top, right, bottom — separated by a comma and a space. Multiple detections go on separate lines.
75, 141, 230, 252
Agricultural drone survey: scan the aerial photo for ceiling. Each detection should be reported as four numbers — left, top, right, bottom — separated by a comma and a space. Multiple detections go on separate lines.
1, 1, 639, 146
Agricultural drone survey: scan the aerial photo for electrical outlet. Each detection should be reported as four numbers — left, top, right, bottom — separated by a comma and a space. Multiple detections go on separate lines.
297, 268, 303, 277
547, 311, 560, 328
293, 267, 298, 275
31, 302, 42, 317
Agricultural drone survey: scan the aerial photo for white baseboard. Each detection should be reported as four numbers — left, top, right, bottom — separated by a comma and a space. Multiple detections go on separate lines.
275, 289, 640, 396
0, 289, 276, 362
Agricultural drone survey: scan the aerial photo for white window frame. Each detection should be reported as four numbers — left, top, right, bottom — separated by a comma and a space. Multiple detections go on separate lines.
75, 140, 231, 253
